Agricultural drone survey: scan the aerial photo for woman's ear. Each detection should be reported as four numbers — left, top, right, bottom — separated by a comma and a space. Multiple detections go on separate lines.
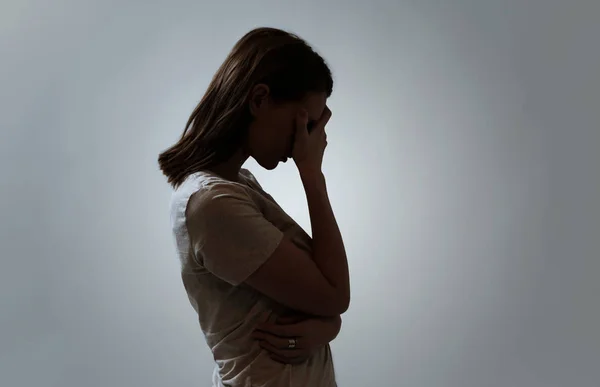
249, 84, 270, 117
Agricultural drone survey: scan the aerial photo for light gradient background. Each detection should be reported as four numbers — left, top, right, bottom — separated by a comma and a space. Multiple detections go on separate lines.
1, 1, 599, 386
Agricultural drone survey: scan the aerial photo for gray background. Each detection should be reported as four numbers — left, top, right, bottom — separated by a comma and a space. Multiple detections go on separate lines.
1, 1, 598, 386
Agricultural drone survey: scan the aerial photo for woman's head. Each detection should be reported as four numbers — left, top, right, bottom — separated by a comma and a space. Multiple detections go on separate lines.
158, 27, 333, 187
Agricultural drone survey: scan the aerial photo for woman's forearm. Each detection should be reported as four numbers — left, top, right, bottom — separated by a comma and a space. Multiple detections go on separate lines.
282, 311, 343, 344
300, 169, 350, 313
324, 314, 342, 343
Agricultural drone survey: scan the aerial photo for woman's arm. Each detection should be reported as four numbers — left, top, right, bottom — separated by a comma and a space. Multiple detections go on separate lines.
299, 169, 350, 311
243, 170, 350, 316
279, 311, 343, 343
188, 182, 350, 317
316, 314, 342, 343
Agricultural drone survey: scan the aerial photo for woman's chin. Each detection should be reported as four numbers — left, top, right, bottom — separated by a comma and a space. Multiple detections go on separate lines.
258, 158, 279, 171
257, 154, 288, 170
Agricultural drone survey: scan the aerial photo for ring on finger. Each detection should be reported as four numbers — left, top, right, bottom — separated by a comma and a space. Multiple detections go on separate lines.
288, 338, 297, 349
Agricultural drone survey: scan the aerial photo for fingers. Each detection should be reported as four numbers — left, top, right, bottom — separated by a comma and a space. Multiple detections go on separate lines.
253, 329, 303, 348
297, 106, 331, 134
313, 106, 332, 133
293, 110, 309, 149
258, 337, 309, 364
296, 109, 309, 130
253, 323, 311, 365
257, 334, 302, 352
258, 310, 271, 323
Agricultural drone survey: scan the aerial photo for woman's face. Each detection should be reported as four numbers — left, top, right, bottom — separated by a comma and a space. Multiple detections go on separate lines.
247, 86, 327, 170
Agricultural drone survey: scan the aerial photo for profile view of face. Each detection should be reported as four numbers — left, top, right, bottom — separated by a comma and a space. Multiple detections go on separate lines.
247, 85, 327, 170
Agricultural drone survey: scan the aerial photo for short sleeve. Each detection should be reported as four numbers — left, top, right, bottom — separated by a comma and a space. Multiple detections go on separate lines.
185, 183, 284, 286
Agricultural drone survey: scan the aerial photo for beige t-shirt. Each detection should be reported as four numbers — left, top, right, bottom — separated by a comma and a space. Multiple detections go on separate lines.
170, 169, 337, 387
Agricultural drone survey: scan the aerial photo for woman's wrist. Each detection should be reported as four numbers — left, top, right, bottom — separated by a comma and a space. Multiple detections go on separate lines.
298, 166, 326, 191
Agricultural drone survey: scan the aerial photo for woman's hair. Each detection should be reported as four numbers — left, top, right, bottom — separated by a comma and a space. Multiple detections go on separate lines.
158, 27, 334, 188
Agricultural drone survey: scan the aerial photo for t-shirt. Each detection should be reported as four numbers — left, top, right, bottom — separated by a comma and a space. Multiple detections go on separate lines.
169, 169, 337, 387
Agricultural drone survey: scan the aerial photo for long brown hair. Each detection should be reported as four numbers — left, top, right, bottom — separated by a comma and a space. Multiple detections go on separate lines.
158, 27, 333, 188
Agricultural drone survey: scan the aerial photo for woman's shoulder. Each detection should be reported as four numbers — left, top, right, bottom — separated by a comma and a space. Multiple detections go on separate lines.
172, 169, 267, 221
240, 168, 262, 187
241, 168, 273, 196
171, 172, 246, 218
188, 172, 256, 214
180, 170, 249, 193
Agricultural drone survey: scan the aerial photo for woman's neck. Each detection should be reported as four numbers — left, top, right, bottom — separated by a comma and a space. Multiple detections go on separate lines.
208, 148, 248, 182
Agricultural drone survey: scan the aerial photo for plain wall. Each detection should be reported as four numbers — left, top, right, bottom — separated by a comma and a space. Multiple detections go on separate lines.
1, 1, 598, 386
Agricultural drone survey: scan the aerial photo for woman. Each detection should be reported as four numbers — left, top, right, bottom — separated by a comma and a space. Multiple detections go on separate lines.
158, 27, 350, 387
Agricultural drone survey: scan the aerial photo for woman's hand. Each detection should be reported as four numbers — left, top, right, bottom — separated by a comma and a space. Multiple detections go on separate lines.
292, 106, 332, 174
252, 314, 342, 365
